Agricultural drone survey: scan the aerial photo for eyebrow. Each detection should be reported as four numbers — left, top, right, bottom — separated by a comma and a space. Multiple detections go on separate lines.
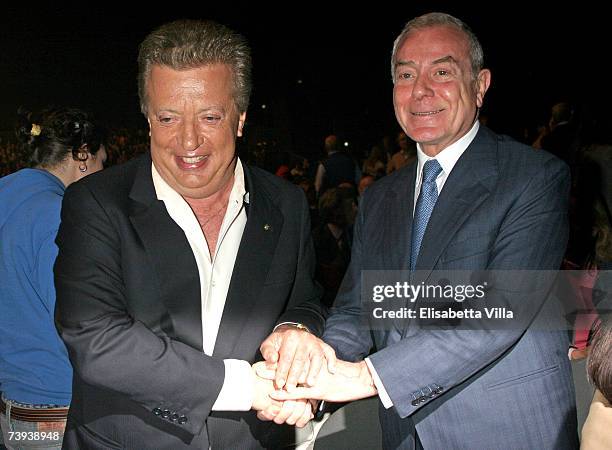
431, 56, 459, 65
395, 60, 417, 69
155, 106, 226, 115
395, 55, 460, 69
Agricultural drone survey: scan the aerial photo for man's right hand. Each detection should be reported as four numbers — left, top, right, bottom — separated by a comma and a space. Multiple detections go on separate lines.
259, 325, 337, 392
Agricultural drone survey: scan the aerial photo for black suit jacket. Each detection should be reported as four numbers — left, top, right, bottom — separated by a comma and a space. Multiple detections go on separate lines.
54, 153, 325, 449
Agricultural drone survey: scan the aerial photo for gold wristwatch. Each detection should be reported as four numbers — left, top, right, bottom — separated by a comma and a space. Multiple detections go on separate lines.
275, 322, 311, 333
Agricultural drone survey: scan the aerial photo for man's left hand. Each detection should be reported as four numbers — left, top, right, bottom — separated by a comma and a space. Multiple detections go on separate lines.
267, 360, 378, 403
260, 324, 337, 391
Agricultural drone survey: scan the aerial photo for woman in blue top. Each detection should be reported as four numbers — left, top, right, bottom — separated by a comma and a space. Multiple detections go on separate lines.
0, 107, 106, 450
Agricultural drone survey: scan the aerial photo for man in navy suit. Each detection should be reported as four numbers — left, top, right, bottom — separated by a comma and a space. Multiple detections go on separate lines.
269, 12, 578, 449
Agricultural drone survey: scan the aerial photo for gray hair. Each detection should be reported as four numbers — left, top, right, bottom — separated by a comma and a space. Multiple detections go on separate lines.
137, 19, 252, 115
391, 12, 484, 83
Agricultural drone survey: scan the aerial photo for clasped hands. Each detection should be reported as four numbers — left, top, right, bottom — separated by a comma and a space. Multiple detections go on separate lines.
250, 325, 377, 428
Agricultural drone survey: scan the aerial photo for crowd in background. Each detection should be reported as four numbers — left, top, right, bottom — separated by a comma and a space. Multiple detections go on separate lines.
0, 98, 611, 448
1, 102, 611, 296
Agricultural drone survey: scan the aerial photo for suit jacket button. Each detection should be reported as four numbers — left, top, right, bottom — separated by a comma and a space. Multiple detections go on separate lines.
178, 416, 188, 424
170, 413, 180, 422
153, 408, 162, 416
161, 409, 171, 418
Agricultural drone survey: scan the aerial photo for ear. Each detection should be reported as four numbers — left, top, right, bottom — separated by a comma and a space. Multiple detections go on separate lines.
474, 69, 491, 108
237, 112, 247, 137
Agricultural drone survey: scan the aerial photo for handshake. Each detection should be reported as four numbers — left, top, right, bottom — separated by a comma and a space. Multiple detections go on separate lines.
249, 324, 378, 428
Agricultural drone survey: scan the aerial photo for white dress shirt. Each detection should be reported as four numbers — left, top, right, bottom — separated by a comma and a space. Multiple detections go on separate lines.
366, 120, 480, 409
152, 158, 254, 411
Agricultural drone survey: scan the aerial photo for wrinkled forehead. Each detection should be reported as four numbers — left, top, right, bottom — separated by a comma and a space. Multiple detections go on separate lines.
146, 64, 236, 105
396, 25, 470, 63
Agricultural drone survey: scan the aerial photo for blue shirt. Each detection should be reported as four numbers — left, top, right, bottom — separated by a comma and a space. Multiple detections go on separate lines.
0, 168, 72, 405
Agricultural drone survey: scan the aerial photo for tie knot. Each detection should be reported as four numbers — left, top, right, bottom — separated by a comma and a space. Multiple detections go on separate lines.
422, 159, 442, 183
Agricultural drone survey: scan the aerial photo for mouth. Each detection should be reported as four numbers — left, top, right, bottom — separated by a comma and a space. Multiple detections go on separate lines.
411, 109, 444, 116
181, 155, 208, 164
176, 154, 209, 170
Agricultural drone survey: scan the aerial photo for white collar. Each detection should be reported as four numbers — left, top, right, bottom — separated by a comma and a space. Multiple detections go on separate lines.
416, 120, 480, 175
151, 157, 247, 206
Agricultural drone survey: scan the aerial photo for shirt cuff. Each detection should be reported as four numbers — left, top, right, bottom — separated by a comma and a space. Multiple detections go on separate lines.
365, 357, 393, 409
211, 359, 253, 411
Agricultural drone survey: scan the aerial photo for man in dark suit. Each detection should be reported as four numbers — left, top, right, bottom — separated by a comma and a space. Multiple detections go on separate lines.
314, 135, 361, 198
540, 101, 578, 166
54, 20, 335, 449
269, 12, 578, 449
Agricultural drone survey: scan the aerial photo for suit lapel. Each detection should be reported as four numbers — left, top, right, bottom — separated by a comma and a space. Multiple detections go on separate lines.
382, 164, 417, 270
380, 165, 418, 336
128, 154, 204, 350
414, 127, 498, 281
213, 166, 283, 358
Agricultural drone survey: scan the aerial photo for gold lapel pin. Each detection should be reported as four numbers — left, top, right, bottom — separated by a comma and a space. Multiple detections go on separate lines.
263, 224, 271, 231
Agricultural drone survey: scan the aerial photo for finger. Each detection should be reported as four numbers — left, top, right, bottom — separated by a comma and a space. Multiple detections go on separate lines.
285, 345, 309, 391
273, 400, 296, 425
323, 344, 337, 373
306, 353, 323, 386
257, 410, 275, 421
254, 364, 277, 380
260, 341, 279, 364
275, 335, 298, 389
264, 361, 279, 372
285, 400, 308, 426
270, 387, 316, 401
295, 402, 315, 428
295, 412, 314, 428
298, 360, 310, 385
257, 400, 281, 419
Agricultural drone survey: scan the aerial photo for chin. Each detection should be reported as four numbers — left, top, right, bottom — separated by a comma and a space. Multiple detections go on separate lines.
409, 130, 443, 144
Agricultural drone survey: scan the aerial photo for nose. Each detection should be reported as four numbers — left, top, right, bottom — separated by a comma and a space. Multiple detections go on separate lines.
412, 74, 434, 100
179, 118, 201, 152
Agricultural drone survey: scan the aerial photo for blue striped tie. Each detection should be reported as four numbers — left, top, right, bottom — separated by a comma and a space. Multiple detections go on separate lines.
410, 159, 442, 270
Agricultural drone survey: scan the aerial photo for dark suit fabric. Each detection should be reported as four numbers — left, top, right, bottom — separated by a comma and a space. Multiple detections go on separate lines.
323, 127, 578, 449
54, 153, 324, 449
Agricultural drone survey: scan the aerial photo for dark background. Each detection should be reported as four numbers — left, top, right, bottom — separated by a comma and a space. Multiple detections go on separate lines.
1, 3, 608, 157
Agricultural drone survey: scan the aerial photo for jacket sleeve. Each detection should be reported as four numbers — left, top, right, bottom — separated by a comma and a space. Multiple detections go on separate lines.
277, 190, 327, 336
322, 187, 375, 361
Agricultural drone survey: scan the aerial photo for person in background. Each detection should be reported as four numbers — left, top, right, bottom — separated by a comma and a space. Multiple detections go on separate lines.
581, 316, 612, 449
362, 145, 387, 179
0, 107, 107, 450
386, 131, 416, 174
314, 135, 360, 197
312, 187, 357, 307
533, 101, 579, 166
358, 174, 376, 196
